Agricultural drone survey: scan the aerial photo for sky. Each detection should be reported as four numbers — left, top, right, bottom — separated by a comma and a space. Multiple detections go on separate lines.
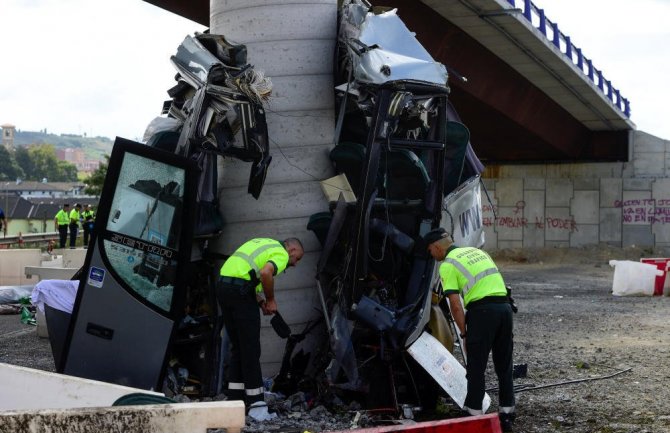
0, 0, 668, 142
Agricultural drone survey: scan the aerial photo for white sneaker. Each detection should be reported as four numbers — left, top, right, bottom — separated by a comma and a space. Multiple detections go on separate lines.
247, 401, 277, 421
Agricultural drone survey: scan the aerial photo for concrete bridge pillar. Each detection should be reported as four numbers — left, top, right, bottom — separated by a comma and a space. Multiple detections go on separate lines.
210, 0, 337, 374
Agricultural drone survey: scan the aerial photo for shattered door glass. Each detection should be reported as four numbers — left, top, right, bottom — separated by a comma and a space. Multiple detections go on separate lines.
104, 153, 185, 312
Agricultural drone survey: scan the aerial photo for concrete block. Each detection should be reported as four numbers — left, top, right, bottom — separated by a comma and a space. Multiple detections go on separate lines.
622, 225, 654, 247
483, 224, 498, 250
493, 206, 524, 241
543, 207, 573, 241
24, 267, 78, 281
497, 240, 523, 249
481, 178, 495, 190
220, 144, 334, 188
622, 161, 635, 178
523, 226, 545, 248
571, 191, 599, 224
666, 154, 670, 177
546, 179, 573, 207
0, 401, 245, 433
572, 178, 599, 190
523, 190, 545, 221
623, 178, 652, 191
523, 177, 545, 190
621, 190, 653, 226
494, 178, 523, 207
0, 249, 41, 286
633, 130, 666, 153
599, 208, 622, 243
570, 224, 599, 247
545, 241, 569, 248
633, 152, 665, 177
600, 178, 622, 207
266, 110, 334, 147
0, 363, 164, 411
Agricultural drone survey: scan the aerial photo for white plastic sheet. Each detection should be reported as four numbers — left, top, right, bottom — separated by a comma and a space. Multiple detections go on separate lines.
30, 279, 79, 313
609, 260, 662, 296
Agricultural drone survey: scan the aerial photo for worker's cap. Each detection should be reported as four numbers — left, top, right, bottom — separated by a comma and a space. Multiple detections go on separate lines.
423, 227, 449, 245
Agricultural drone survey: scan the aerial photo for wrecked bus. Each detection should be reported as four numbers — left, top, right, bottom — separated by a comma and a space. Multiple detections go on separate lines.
58, 0, 488, 417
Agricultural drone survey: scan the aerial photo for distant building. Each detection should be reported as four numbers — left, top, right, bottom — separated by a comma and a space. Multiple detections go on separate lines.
4, 179, 87, 200
0, 193, 98, 235
56, 147, 101, 174
1, 124, 16, 149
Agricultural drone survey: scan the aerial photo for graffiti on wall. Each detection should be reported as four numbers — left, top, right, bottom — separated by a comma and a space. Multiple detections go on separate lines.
482, 201, 578, 232
614, 199, 670, 224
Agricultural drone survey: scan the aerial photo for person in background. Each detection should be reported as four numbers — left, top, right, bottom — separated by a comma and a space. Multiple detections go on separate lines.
69, 203, 82, 249
0, 206, 7, 237
54, 203, 70, 248
216, 237, 304, 411
424, 227, 516, 433
82, 204, 95, 247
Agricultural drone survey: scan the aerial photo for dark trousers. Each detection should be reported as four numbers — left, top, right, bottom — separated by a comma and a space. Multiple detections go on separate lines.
58, 225, 68, 248
464, 302, 515, 412
69, 223, 78, 247
83, 222, 93, 245
216, 278, 263, 405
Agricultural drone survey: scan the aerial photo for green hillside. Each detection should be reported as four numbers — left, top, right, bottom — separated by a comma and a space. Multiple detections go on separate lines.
11, 130, 113, 161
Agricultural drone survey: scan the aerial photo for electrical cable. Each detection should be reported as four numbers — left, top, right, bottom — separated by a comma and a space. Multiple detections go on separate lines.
485, 367, 632, 394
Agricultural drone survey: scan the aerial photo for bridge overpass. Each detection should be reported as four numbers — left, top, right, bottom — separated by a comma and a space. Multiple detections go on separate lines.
144, 0, 635, 164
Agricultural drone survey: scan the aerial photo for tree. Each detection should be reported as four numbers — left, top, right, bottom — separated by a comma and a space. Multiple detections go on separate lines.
14, 144, 78, 181
0, 146, 24, 181
83, 155, 109, 196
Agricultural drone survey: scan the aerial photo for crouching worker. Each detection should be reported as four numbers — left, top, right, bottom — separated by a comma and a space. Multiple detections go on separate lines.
217, 237, 304, 409
424, 228, 515, 432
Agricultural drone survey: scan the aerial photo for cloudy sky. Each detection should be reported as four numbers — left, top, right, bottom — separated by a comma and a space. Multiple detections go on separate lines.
1, 0, 668, 141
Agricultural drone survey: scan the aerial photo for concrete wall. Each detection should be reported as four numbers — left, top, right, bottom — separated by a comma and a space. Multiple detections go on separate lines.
482, 130, 670, 254
210, 0, 336, 375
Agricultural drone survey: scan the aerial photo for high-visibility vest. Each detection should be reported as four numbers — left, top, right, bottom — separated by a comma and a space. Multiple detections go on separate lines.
55, 209, 69, 226
220, 238, 289, 293
439, 247, 507, 307
69, 209, 81, 225
83, 210, 95, 221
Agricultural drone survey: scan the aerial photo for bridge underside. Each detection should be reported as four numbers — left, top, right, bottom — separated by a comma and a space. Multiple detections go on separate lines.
143, 0, 631, 164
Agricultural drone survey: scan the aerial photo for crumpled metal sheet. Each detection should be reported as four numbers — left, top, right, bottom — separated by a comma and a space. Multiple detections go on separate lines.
342, 6, 448, 85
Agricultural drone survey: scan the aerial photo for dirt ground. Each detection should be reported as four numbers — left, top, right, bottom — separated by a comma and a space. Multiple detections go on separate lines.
1, 245, 669, 433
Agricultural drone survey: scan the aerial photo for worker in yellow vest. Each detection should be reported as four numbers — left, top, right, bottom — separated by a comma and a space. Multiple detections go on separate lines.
54, 203, 70, 248
424, 228, 515, 432
82, 204, 95, 247
217, 237, 304, 408
68, 203, 82, 249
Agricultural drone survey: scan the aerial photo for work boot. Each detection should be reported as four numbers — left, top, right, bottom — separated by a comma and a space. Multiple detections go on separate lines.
499, 412, 515, 432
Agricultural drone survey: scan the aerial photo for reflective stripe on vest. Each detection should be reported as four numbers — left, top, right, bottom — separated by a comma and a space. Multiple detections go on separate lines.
231, 241, 282, 278
245, 386, 264, 396
444, 258, 500, 296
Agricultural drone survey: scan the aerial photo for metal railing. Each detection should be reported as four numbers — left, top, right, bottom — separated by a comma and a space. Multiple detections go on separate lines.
0, 232, 59, 248
507, 0, 630, 118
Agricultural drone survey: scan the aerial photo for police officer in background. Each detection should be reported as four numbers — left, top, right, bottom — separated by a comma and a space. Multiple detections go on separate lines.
424, 228, 515, 432
82, 204, 95, 247
54, 203, 70, 248
217, 237, 304, 409
69, 203, 82, 249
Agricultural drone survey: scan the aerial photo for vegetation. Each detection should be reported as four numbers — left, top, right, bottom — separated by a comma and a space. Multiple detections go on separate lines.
0, 144, 78, 182
83, 155, 109, 197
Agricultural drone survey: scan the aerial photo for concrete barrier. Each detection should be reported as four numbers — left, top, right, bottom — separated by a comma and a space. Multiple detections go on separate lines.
0, 363, 163, 411
0, 249, 42, 285
0, 401, 246, 433
24, 266, 78, 281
